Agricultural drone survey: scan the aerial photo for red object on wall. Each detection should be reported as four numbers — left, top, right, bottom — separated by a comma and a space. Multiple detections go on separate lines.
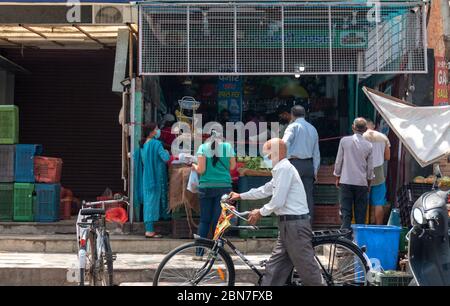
34, 156, 63, 183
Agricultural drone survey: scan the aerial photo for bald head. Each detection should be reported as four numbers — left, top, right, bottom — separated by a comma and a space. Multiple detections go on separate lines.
352, 117, 368, 134
262, 138, 287, 165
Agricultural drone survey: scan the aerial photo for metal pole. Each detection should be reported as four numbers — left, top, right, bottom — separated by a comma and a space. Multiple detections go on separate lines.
129, 78, 136, 224
422, 4, 428, 73
375, 8, 380, 72
187, 6, 190, 73
328, 5, 333, 72
234, 5, 238, 73
281, 5, 285, 73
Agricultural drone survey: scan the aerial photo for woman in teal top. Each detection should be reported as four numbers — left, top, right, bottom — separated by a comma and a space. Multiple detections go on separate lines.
137, 123, 170, 238
192, 132, 236, 257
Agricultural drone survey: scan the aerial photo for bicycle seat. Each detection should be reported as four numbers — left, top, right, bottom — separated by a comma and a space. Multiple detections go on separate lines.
80, 208, 105, 216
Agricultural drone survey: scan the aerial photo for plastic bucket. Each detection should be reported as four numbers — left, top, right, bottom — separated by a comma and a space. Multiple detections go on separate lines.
352, 224, 401, 271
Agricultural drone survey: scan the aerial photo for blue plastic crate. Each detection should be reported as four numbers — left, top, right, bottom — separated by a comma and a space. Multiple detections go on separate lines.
34, 183, 60, 222
15, 144, 42, 182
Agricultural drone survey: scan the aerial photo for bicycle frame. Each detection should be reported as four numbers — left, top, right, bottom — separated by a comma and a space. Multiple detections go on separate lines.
76, 197, 129, 285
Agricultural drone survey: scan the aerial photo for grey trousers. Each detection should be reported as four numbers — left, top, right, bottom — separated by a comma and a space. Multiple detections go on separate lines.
289, 159, 315, 221
261, 218, 323, 286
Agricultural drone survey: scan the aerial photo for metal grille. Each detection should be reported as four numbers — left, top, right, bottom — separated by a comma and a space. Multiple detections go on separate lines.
139, 2, 427, 75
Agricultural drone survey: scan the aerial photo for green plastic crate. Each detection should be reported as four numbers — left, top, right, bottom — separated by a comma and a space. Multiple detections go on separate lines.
379, 271, 413, 286
171, 207, 200, 220
0, 183, 14, 221
13, 183, 34, 222
313, 184, 339, 204
0, 105, 19, 144
239, 228, 279, 239
238, 197, 271, 212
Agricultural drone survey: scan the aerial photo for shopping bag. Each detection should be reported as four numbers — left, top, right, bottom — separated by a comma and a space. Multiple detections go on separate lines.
187, 170, 199, 193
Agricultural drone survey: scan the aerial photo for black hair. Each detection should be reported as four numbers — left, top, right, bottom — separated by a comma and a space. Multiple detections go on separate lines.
140, 122, 158, 148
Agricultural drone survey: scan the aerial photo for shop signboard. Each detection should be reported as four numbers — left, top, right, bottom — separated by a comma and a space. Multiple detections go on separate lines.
434, 56, 449, 106
217, 76, 243, 123
185, 28, 367, 49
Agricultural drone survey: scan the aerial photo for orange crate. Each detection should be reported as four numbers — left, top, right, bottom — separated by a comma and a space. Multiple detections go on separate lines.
313, 204, 341, 225
34, 157, 62, 183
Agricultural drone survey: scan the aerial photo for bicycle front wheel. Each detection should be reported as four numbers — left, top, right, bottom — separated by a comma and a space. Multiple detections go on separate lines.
290, 238, 369, 286
153, 241, 235, 286
96, 233, 114, 286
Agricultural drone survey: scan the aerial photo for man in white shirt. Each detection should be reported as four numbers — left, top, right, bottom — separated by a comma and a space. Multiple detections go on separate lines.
229, 138, 323, 286
282, 105, 320, 222
363, 119, 391, 224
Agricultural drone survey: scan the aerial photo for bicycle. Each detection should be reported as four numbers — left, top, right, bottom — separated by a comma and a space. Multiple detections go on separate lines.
76, 196, 130, 286
153, 195, 371, 286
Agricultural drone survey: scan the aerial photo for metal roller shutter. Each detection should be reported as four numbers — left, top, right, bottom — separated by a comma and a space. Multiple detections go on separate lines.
2, 49, 123, 200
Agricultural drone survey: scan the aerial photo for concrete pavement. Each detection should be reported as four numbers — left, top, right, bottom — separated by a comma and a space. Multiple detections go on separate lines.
0, 252, 268, 285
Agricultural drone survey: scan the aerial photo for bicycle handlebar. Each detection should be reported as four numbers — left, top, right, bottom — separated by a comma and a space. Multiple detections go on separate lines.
220, 201, 259, 230
82, 197, 130, 208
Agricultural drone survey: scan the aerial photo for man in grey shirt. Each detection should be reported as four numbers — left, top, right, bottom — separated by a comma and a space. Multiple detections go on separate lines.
334, 118, 374, 229
282, 105, 320, 222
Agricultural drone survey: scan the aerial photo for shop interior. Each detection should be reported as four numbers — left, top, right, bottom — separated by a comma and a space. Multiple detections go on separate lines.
151, 75, 351, 163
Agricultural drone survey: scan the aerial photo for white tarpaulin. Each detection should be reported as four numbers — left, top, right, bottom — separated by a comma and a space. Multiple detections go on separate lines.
362, 86, 450, 167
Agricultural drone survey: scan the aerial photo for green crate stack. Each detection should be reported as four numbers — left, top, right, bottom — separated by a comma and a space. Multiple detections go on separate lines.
171, 207, 200, 220
238, 197, 271, 211
313, 184, 339, 204
238, 197, 278, 238
0, 183, 14, 221
13, 183, 34, 221
378, 271, 413, 286
0, 105, 19, 144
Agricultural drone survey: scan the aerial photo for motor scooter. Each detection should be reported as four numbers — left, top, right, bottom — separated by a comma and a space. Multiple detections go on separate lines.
408, 164, 450, 285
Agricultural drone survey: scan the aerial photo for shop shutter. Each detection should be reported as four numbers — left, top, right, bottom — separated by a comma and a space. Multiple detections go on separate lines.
2, 49, 123, 200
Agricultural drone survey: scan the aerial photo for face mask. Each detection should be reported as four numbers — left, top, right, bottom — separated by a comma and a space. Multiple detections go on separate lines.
263, 154, 273, 168
154, 129, 161, 139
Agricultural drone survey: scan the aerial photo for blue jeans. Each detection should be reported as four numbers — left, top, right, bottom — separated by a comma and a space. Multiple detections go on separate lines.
197, 187, 232, 239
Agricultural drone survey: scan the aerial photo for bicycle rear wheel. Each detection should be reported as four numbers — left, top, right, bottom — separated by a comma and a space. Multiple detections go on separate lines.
153, 241, 235, 286
291, 238, 369, 286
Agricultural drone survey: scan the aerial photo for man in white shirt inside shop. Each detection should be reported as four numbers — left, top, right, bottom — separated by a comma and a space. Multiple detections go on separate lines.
229, 138, 323, 286
363, 119, 391, 224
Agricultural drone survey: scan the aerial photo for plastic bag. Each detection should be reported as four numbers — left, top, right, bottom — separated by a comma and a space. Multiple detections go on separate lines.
187, 170, 199, 193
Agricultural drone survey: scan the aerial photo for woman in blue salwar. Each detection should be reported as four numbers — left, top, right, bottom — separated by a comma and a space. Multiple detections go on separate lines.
134, 123, 170, 238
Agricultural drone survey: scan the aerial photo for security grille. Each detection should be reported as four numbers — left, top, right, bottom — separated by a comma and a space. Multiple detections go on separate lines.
139, 1, 427, 75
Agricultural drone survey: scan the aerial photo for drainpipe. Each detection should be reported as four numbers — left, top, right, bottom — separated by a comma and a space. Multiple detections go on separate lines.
440, 0, 450, 58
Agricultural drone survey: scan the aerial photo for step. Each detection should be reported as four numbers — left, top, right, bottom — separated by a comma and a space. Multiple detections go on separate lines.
0, 220, 148, 235
0, 252, 266, 286
0, 234, 277, 254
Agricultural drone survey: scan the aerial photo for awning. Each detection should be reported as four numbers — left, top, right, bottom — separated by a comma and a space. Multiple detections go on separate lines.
362, 86, 450, 167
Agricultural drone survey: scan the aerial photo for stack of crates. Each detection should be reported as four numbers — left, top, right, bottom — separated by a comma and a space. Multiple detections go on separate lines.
238, 198, 278, 239
313, 181, 340, 227
0, 106, 19, 222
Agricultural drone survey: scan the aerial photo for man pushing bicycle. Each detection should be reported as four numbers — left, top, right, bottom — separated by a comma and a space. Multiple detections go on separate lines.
229, 138, 323, 286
